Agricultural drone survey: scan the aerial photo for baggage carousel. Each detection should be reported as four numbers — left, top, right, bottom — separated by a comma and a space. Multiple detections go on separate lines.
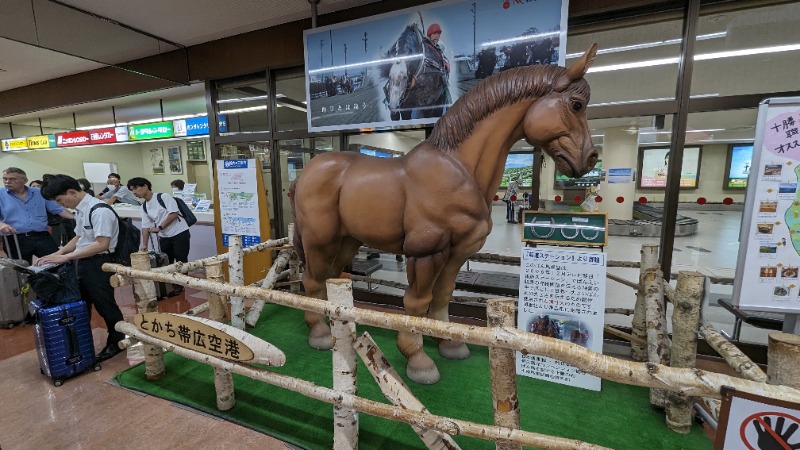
607, 204, 699, 237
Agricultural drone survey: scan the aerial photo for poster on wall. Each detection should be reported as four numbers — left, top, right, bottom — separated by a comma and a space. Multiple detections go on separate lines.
516, 247, 606, 391
554, 161, 603, 189
303, 0, 568, 132
216, 159, 262, 247
168, 146, 183, 175
500, 153, 534, 188
638, 147, 701, 189
150, 148, 165, 174
725, 144, 753, 189
734, 97, 800, 313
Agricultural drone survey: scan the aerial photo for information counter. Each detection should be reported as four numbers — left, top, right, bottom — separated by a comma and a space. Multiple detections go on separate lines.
112, 204, 217, 261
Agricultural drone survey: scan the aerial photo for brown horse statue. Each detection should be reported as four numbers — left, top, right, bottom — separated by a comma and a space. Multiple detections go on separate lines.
291, 44, 598, 384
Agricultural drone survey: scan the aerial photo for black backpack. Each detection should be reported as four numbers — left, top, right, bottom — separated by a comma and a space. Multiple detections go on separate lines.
143, 193, 197, 227
89, 203, 140, 266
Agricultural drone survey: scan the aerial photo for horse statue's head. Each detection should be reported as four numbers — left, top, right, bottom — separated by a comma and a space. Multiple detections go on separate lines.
522, 43, 598, 177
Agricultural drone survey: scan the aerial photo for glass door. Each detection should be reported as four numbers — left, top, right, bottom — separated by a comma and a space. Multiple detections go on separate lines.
277, 137, 339, 236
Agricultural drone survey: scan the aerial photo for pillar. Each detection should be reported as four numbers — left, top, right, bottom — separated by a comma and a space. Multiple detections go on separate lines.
598, 126, 639, 220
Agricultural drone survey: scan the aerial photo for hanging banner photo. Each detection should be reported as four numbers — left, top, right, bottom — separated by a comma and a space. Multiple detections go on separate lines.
303, 0, 568, 132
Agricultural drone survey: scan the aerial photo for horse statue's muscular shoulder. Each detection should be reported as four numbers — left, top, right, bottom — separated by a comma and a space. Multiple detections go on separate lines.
292, 44, 598, 384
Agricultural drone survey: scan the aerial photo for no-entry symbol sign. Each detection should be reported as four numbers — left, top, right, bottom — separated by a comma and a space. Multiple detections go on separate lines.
717, 389, 800, 450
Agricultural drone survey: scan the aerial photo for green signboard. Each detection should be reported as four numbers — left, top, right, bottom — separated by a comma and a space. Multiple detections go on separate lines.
128, 121, 174, 140
521, 211, 608, 246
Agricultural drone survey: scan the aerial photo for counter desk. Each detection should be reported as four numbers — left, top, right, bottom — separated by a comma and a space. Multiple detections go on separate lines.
112, 204, 218, 262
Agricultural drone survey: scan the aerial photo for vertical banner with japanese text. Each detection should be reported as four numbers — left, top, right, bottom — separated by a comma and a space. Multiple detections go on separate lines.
516, 247, 606, 391
216, 159, 262, 247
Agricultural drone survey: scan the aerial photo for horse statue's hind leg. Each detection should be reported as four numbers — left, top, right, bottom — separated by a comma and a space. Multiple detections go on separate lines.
429, 256, 471, 360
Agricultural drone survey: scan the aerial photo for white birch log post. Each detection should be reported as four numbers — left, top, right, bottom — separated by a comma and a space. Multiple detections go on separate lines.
328, 279, 359, 450
245, 249, 291, 327
767, 332, 800, 389
487, 299, 521, 450
104, 264, 800, 403
644, 266, 670, 408
699, 321, 767, 381
632, 244, 659, 361
289, 251, 300, 295
354, 333, 461, 450
185, 301, 210, 316
206, 261, 230, 324
205, 260, 234, 411
228, 235, 245, 329
666, 271, 704, 434
116, 321, 606, 450
130, 252, 165, 380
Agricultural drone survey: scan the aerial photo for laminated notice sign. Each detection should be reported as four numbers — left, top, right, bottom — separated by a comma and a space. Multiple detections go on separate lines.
734, 97, 800, 313
516, 247, 606, 391
216, 159, 262, 247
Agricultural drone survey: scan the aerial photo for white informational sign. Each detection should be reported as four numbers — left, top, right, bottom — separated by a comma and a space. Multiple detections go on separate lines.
516, 247, 607, 391
216, 159, 262, 247
194, 199, 212, 212
606, 168, 633, 184
734, 97, 800, 313
716, 390, 800, 450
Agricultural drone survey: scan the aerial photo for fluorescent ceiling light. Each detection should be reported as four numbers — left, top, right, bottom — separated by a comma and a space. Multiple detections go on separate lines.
588, 43, 800, 73
566, 32, 726, 59
589, 93, 718, 107
308, 54, 423, 75
638, 128, 725, 135
481, 31, 560, 48
217, 94, 270, 104
75, 113, 208, 130
220, 105, 268, 114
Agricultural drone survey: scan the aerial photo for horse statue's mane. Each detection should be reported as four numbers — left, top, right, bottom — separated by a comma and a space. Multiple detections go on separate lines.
428, 64, 591, 152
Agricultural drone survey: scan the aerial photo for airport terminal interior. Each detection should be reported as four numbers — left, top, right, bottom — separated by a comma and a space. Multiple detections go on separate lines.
1, 0, 799, 448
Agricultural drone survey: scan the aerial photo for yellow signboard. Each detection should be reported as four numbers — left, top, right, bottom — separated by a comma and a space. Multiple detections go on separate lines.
26, 135, 54, 149
1, 138, 28, 151
134, 312, 255, 362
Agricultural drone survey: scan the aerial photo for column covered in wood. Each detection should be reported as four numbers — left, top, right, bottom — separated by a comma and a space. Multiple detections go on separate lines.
328, 279, 358, 450
666, 271, 704, 433
632, 244, 659, 361
129, 251, 165, 380
487, 299, 521, 450
767, 332, 800, 389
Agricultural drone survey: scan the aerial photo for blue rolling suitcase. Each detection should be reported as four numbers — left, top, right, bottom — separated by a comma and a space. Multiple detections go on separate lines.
30, 299, 101, 386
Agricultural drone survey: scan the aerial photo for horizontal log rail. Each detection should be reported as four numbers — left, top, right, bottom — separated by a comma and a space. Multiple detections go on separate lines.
103, 263, 800, 403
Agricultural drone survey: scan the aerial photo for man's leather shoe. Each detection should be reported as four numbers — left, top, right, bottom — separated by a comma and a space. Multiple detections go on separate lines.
96, 343, 123, 362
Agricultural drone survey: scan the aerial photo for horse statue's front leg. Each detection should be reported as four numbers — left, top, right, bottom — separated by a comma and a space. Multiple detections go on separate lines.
399, 252, 447, 384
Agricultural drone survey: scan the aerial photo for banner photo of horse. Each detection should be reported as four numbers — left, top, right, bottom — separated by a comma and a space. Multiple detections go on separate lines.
303, 0, 567, 132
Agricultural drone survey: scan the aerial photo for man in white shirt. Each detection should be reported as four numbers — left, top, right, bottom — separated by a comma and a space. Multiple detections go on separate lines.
37, 175, 125, 362
97, 173, 140, 206
128, 177, 191, 297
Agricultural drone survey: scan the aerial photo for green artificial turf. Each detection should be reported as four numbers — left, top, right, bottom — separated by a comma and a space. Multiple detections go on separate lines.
116, 304, 712, 450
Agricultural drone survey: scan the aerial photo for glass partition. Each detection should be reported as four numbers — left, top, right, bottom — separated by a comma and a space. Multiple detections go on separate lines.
215, 74, 270, 134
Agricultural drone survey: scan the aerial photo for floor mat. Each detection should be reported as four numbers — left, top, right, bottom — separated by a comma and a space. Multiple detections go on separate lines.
116, 304, 712, 450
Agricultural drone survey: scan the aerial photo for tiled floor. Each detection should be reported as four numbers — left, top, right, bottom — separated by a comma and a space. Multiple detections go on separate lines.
0, 206, 749, 448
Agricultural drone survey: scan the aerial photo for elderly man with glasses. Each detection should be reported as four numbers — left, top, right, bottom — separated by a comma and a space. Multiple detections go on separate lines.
0, 167, 74, 263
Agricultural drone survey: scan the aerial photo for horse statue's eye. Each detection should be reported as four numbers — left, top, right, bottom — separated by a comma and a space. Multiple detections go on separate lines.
571, 100, 582, 111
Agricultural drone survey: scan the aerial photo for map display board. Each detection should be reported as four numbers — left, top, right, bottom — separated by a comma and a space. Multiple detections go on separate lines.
216, 159, 261, 247
516, 247, 607, 391
734, 97, 800, 313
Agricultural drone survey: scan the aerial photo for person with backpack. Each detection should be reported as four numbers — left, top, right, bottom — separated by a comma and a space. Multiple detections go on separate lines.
127, 177, 191, 297
36, 175, 126, 363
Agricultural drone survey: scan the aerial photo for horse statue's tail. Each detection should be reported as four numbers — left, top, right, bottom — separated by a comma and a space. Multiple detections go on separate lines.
288, 180, 306, 264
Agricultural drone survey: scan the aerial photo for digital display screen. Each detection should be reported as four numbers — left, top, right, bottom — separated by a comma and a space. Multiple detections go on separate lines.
500, 153, 534, 188
638, 147, 701, 189
554, 161, 603, 189
727, 144, 753, 188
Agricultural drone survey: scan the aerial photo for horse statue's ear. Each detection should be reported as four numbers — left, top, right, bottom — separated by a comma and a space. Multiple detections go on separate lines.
554, 43, 598, 92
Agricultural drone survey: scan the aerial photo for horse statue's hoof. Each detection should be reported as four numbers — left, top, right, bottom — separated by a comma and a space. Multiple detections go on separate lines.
308, 323, 333, 350
406, 352, 441, 384
439, 340, 470, 360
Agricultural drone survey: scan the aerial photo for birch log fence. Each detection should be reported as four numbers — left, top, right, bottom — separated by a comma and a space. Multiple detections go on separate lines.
105, 238, 797, 448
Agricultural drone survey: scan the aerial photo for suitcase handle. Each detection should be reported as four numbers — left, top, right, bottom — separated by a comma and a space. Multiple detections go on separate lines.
2, 233, 23, 260
148, 234, 161, 253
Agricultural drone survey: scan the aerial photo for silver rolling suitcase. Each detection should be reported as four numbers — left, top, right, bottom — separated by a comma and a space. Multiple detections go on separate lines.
0, 234, 31, 328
